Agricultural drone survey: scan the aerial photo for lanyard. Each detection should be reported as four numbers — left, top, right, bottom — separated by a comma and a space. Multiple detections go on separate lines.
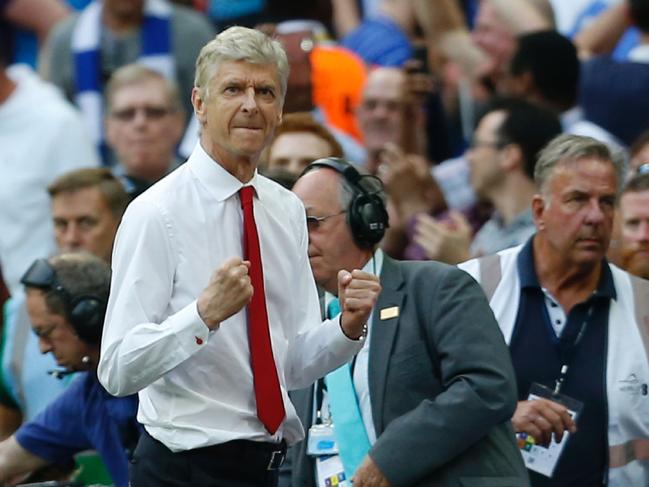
313, 357, 359, 425
551, 304, 594, 395
313, 378, 329, 425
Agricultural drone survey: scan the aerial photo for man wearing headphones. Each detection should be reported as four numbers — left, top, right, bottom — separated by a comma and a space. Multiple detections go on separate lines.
0, 252, 139, 487
286, 158, 529, 487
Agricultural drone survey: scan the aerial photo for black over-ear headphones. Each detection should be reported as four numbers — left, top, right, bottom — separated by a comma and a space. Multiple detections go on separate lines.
20, 258, 107, 344
304, 157, 389, 249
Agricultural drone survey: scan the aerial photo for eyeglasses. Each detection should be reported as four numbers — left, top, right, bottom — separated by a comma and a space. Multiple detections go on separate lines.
306, 211, 346, 231
110, 105, 173, 122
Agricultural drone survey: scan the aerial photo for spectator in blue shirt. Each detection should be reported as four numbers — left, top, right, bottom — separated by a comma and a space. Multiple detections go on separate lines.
0, 252, 139, 487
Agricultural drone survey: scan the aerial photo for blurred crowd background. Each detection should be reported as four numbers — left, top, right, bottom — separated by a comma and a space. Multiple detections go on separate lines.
2, 0, 649, 484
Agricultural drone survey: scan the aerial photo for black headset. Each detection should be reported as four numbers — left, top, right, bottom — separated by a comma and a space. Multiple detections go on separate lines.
303, 157, 389, 249
20, 258, 107, 345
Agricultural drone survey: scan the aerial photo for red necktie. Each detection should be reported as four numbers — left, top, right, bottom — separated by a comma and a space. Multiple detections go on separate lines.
240, 186, 285, 434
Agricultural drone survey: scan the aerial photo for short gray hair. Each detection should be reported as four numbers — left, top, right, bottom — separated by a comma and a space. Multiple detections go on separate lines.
535, 134, 624, 194
42, 253, 111, 318
194, 26, 289, 101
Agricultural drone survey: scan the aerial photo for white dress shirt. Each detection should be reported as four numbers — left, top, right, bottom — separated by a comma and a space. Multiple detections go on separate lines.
98, 143, 361, 451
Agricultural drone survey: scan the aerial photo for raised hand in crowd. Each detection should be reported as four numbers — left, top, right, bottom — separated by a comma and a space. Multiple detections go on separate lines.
413, 211, 472, 264
378, 142, 447, 259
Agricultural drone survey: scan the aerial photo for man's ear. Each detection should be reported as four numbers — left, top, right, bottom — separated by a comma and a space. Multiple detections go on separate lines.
191, 87, 206, 124
532, 194, 546, 231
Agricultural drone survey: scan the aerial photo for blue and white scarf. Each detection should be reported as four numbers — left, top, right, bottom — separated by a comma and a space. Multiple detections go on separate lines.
71, 0, 175, 158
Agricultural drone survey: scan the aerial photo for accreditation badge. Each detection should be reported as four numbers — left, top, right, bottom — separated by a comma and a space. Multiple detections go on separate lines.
307, 423, 338, 456
517, 383, 583, 478
315, 455, 348, 487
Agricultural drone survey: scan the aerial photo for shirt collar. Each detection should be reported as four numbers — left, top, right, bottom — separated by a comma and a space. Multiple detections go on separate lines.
516, 235, 617, 300
628, 44, 649, 64
560, 106, 584, 130
187, 142, 261, 202
491, 208, 533, 230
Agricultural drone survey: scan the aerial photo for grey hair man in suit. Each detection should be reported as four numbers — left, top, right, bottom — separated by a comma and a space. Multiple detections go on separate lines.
286, 157, 529, 487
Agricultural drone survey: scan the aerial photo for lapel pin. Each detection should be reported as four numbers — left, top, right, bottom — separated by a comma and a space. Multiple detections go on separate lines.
380, 306, 399, 320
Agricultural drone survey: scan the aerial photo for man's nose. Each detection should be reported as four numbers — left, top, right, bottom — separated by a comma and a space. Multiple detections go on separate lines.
241, 87, 259, 113
584, 199, 606, 224
61, 223, 81, 247
637, 220, 649, 241
38, 337, 52, 355
132, 107, 149, 126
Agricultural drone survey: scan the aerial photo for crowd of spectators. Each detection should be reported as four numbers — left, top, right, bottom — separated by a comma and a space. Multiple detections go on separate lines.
2, 0, 649, 486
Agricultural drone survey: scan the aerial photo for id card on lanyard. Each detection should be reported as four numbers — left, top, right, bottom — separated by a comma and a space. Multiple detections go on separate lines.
517, 383, 583, 477
518, 303, 592, 477
307, 379, 349, 487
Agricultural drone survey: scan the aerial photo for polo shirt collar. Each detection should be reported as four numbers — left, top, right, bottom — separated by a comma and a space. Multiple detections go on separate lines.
516, 235, 617, 300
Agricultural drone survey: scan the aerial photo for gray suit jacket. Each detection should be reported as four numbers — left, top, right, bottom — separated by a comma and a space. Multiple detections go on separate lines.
281, 256, 529, 487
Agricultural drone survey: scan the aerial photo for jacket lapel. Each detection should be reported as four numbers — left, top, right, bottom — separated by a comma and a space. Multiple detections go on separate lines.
368, 256, 405, 435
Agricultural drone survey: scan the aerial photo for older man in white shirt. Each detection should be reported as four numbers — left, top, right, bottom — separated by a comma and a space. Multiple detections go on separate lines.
98, 26, 380, 487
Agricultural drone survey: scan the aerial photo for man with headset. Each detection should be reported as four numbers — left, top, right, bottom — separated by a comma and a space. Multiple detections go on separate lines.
0, 252, 139, 487
285, 158, 529, 487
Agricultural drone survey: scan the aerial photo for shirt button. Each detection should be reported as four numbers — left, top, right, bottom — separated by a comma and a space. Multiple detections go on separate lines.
195, 336, 204, 345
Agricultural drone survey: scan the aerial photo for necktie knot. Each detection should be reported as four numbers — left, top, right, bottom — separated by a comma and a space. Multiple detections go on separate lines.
240, 186, 254, 209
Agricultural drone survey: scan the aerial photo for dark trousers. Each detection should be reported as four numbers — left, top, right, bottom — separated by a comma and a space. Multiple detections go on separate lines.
130, 430, 286, 487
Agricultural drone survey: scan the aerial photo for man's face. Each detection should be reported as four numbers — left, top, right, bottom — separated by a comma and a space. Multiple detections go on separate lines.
619, 190, 649, 278
192, 60, 283, 164
268, 131, 334, 176
104, 0, 144, 20
106, 78, 184, 182
472, 0, 516, 75
51, 187, 120, 262
467, 110, 506, 198
26, 289, 94, 371
533, 157, 618, 270
356, 68, 405, 153
292, 169, 363, 294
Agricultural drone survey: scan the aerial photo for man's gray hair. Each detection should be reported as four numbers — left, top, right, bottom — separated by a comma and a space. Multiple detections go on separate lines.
42, 253, 111, 318
535, 134, 625, 194
194, 26, 289, 101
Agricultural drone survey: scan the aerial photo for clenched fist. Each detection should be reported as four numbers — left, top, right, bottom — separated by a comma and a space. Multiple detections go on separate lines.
338, 269, 381, 339
197, 257, 253, 330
